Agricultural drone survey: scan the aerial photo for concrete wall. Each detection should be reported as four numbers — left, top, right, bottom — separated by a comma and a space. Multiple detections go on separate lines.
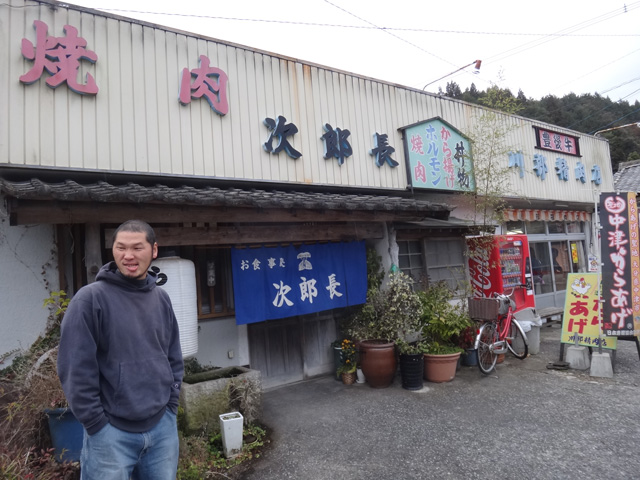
0, 211, 59, 366
194, 317, 250, 368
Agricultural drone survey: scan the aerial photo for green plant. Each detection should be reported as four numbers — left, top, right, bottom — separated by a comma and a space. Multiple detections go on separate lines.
418, 282, 472, 355
336, 339, 356, 374
345, 271, 422, 343
176, 423, 267, 479
365, 248, 385, 292
0, 292, 80, 480
396, 339, 429, 356
183, 358, 218, 377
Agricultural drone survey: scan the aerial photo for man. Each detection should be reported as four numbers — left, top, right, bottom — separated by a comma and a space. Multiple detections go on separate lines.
58, 220, 183, 480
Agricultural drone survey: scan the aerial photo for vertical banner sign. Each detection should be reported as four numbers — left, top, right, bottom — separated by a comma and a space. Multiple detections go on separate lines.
628, 195, 640, 331
561, 273, 616, 349
401, 117, 475, 192
600, 192, 640, 336
231, 241, 367, 325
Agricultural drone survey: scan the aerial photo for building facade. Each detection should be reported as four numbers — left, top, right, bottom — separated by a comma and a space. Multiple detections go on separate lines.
0, 0, 614, 386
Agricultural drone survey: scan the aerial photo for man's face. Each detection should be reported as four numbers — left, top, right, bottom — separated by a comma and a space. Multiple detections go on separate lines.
112, 231, 158, 280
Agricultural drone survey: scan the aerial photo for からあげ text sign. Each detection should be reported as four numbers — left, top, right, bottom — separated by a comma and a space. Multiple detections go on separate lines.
561, 273, 616, 349
402, 117, 475, 192
600, 192, 640, 336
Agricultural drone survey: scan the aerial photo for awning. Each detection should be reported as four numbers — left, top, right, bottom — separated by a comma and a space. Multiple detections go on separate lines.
504, 208, 590, 222
0, 177, 452, 225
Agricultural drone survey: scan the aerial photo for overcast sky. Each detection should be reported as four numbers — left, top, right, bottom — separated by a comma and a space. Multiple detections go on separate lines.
67, 0, 640, 109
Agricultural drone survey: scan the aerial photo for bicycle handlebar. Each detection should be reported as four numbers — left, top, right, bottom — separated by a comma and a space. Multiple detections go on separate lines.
492, 284, 527, 299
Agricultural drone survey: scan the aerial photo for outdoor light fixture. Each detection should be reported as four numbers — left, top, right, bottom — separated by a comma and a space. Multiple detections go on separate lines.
422, 60, 482, 91
593, 122, 640, 136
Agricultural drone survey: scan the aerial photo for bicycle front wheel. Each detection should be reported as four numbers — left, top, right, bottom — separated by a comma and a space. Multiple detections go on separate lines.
506, 319, 529, 360
477, 323, 498, 374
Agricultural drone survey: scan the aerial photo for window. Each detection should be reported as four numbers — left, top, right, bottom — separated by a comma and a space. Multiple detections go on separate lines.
525, 221, 545, 234
425, 238, 466, 293
566, 222, 583, 233
194, 247, 235, 319
398, 238, 466, 294
506, 221, 524, 234
548, 222, 565, 234
398, 240, 424, 285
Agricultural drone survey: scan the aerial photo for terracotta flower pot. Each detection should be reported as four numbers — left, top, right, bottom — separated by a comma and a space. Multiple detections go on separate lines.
423, 352, 462, 383
358, 339, 396, 388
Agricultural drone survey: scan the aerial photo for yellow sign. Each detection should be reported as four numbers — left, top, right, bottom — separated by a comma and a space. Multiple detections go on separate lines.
570, 242, 578, 263
561, 273, 617, 349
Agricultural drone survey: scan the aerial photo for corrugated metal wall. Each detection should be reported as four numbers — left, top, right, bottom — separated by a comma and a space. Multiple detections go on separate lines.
0, 0, 614, 200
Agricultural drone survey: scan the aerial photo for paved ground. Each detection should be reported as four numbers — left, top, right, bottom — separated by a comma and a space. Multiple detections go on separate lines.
242, 324, 640, 479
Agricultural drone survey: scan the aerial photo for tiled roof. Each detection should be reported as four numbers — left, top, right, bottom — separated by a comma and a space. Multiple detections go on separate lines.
614, 163, 640, 192
0, 178, 450, 214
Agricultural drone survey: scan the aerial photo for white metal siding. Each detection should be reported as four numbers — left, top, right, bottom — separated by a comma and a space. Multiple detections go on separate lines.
0, 0, 614, 200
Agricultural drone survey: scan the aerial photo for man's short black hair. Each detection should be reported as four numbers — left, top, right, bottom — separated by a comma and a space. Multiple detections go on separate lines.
112, 220, 157, 246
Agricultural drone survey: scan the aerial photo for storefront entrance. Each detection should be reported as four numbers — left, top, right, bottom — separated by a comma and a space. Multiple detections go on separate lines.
248, 313, 337, 389
507, 218, 589, 309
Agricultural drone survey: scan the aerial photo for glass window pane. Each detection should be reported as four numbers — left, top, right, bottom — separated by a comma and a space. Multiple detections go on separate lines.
530, 243, 553, 294
397, 240, 424, 287
551, 241, 570, 292
408, 240, 421, 254
506, 221, 524, 234
425, 238, 465, 294
525, 221, 545, 234
566, 222, 583, 233
548, 222, 565, 234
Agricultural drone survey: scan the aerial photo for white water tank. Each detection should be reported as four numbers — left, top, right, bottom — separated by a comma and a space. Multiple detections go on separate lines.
151, 256, 198, 358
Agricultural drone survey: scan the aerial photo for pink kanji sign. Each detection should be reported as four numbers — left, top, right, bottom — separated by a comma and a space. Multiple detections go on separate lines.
179, 55, 229, 115
20, 20, 98, 95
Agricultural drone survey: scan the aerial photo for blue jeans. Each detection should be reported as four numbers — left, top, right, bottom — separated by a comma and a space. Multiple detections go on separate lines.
80, 409, 179, 480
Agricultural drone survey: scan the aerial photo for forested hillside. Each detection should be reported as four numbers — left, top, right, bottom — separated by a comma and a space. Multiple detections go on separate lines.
442, 82, 640, 172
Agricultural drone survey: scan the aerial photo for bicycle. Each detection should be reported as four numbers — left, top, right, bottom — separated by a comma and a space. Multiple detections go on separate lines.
471, 288, 529, 374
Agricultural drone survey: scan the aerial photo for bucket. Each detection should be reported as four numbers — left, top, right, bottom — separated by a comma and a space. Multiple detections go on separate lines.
45, 408, 83, 463
461, 349, 478, 366
528, 325, 541, 355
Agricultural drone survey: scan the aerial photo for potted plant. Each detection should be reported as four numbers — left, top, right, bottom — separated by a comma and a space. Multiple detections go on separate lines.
345, 269, 422, 388
336, 339, 357, 385
418, 282, 472, 383
396, 339, 428, 390
459, 325, 478, 366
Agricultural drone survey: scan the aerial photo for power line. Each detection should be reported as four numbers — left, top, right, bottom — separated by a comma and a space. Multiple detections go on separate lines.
70, 6, 640, 37
588, 104, 640, 135
550, 47, 640, 94
483, 1, 640, 65
565, 87, 640, 130
321, 0, 458, 69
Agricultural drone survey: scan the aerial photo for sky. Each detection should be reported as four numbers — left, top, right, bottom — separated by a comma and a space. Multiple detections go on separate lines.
65, 0, 640, 106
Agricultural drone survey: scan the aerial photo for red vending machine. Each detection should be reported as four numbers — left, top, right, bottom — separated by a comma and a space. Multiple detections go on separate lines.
466, 234, 535, 312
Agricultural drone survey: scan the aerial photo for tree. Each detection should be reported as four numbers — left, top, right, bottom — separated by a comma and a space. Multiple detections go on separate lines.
464, 85, 522, 232
445, 81, 463, 99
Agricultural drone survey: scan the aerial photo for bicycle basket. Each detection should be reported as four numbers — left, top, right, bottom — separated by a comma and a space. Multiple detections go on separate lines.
468, 298, 499, 321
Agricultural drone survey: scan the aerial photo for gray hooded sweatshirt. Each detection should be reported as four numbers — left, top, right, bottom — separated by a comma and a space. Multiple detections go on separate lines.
58, 262, 183, 435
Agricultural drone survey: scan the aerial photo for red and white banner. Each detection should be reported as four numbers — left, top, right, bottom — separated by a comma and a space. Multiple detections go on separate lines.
504, 209, 590, 222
